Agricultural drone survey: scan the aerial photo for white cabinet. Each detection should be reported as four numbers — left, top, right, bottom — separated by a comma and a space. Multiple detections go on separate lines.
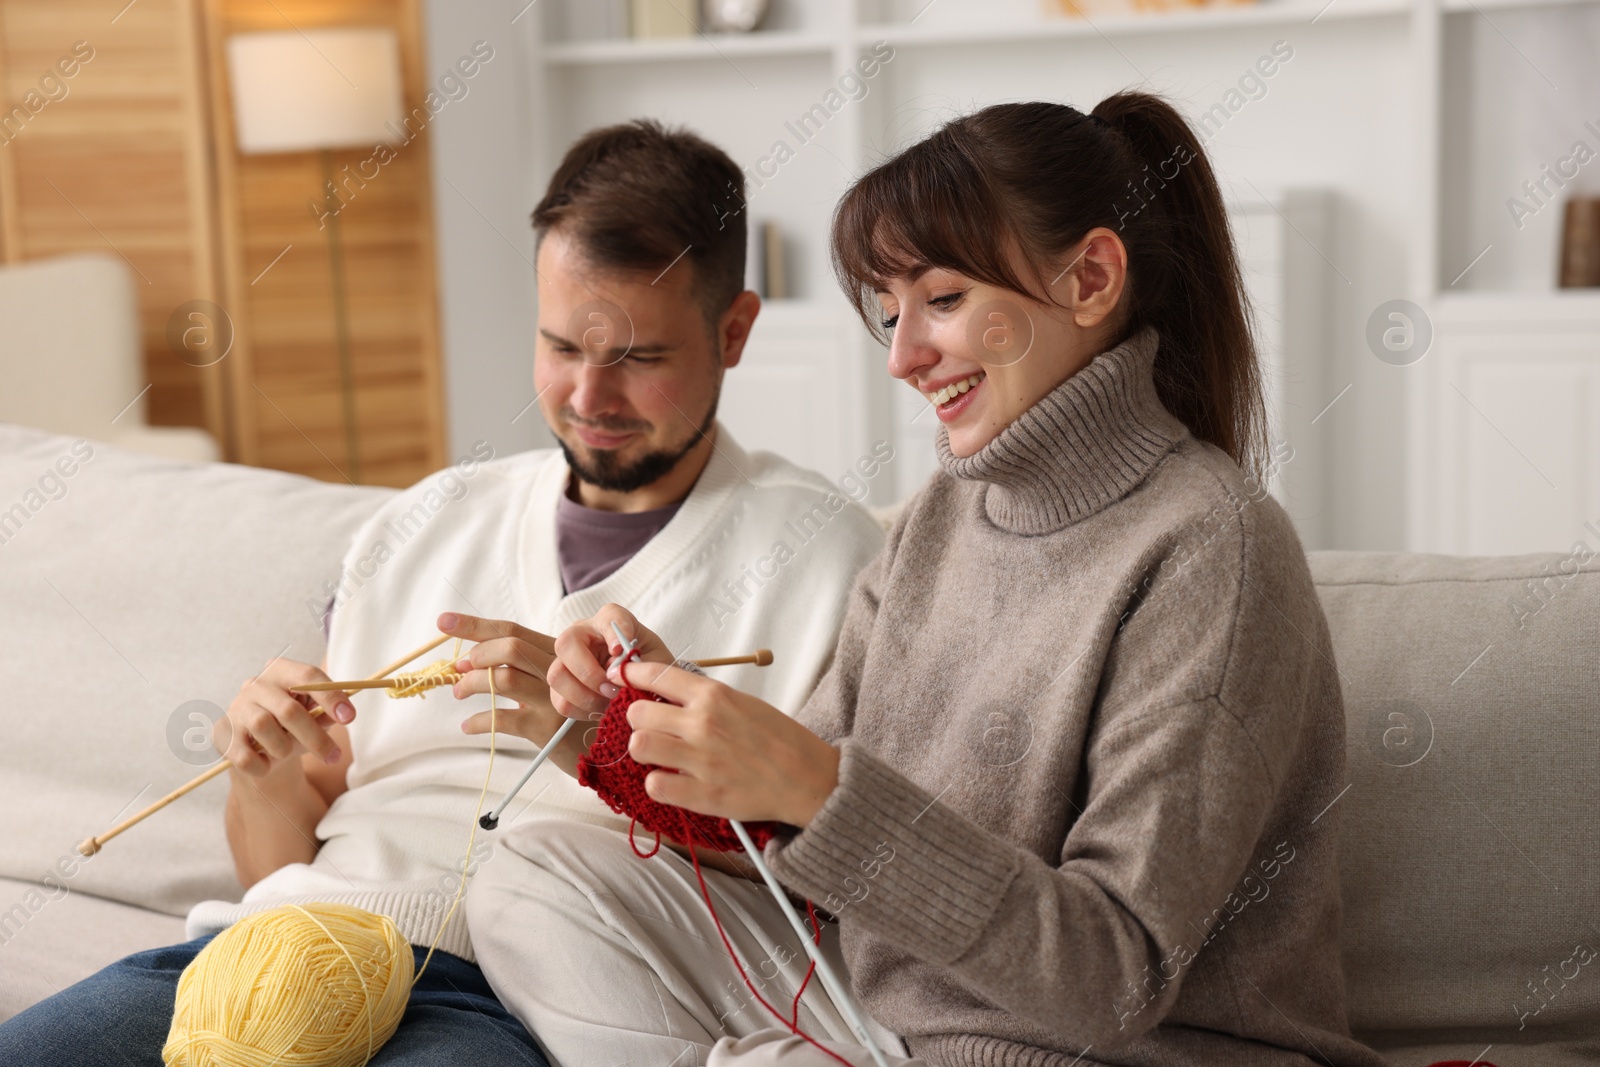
1416, 294, 1600, 554
717, 298, 869, 486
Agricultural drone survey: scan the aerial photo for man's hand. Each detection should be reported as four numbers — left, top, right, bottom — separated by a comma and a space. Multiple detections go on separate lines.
219, 655, 349, 888
437, 612, 586, 765
547, 603, 676, 720
219, 658, 352, 780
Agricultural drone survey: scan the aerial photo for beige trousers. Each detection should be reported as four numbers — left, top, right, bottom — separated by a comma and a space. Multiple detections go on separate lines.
465, 819, 918, 1067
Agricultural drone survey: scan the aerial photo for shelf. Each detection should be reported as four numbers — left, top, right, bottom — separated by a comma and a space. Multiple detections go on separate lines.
543, 31, 836, 65
859, 0, 1410, 47
1442, 0, 1599, 12
540, 0, 1428, 67
1433, 289, 1600, 326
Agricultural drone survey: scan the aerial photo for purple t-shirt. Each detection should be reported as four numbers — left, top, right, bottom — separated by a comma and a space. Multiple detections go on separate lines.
320, 489, 683, 638
554, 490, 683, 594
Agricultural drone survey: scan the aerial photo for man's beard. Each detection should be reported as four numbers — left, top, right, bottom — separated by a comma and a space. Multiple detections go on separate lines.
557, 388, 719, 494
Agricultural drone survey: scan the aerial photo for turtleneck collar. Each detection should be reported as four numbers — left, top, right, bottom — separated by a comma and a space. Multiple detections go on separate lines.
936, 326, 1190, 535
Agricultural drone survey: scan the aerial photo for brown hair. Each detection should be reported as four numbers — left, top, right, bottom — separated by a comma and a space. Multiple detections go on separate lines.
832, 93, 1267, 475
533, 119, 746, 330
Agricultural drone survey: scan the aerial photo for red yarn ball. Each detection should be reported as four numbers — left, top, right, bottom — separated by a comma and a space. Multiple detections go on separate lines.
577, 669, 785, 854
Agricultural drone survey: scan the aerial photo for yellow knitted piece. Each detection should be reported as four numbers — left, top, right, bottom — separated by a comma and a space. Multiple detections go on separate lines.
384, 658, 463, 698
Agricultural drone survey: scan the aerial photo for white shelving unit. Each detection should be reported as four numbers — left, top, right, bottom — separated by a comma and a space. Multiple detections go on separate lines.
543, 31, 836, 64
1410, 0, 1600, 553
521, 0, 1600, 550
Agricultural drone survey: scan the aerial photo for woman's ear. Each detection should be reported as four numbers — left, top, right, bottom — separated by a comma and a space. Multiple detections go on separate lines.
1058, 228, 1128, 328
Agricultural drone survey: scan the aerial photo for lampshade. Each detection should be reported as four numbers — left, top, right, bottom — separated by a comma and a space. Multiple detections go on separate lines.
226, 28, 405, 154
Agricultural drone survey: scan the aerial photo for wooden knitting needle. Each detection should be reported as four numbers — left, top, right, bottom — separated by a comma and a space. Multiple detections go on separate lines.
685, 649, 773, 669
75, 632, 455, 858
289, 649, 775, 692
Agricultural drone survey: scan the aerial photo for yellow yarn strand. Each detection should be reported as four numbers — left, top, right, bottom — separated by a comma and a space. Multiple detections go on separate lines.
163, 636, 503, 1067
411, 638, 497, 986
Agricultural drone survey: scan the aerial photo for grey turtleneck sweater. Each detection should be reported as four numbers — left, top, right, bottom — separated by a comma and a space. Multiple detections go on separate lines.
766, 328, 1385, 1067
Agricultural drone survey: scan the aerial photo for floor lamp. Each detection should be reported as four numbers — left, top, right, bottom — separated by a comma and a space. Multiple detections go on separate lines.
225, 27, 406, 484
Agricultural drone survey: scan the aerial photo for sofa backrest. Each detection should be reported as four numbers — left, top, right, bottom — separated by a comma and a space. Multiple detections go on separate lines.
0, 423, 392, 915
1311, 549, 1599, 1061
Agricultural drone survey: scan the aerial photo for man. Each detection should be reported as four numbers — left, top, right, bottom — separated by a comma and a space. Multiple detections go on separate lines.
0, 120, 885, 1065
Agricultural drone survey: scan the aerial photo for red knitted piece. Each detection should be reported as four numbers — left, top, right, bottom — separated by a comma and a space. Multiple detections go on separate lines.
577, 664, 786, 854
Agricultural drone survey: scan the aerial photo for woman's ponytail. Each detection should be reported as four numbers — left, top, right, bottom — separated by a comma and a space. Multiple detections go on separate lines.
1091, 92, 1266, 477
832, 92, 1268, 477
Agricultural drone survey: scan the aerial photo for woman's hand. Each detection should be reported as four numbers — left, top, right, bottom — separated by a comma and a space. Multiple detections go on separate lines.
546, 603, 676, 721
437, 612, 577, 758
613, 658, 841, 829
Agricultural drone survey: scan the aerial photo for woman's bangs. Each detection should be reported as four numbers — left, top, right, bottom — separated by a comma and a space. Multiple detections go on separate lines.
832, 140, 1025, 339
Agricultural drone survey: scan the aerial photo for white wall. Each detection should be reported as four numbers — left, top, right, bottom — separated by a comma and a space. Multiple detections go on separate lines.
421, 0, 553, 462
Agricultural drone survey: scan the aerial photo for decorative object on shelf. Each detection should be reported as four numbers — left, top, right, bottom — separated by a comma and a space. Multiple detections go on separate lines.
703, 0, 769, 33
1047, 0, 1253, 15
1559, 198, 1600, 288
631, 0, 698, 37
225, 28, 406, 484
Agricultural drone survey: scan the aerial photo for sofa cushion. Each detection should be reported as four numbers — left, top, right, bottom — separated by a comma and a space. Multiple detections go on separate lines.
0, 875, 188, 1022
1312, 549, 1600, 1067
0, 423, 391, 918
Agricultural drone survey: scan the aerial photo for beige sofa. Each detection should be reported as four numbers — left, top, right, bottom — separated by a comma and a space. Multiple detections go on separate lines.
0, 421, 1594, 1066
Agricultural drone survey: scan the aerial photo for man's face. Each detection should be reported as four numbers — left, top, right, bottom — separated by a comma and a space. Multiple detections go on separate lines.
534, 230, 724, 494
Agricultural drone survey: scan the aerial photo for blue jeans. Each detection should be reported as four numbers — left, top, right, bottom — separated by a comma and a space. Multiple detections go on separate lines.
0, 933, 550, 1066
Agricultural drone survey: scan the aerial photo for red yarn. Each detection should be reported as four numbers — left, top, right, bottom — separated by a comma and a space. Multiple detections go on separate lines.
576, 651, 848, 1066
577, 656, 786, 854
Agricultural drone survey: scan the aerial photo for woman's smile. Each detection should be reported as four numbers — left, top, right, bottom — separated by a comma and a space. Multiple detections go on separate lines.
924, 371, 986, 423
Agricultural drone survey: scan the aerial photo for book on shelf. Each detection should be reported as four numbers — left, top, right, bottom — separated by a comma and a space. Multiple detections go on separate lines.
744, 219, 789, 300
1560, 198, 1600, 288
763, 220, 788, 300
744, 215, 763, 295
631, 0, 698, 38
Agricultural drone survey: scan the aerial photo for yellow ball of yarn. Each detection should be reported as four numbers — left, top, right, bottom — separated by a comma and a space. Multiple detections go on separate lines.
163, 902, 414, 1067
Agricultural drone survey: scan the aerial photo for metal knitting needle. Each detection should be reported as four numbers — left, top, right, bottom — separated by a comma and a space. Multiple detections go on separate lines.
730, 821, 891, 1067
478, 623, 638, 831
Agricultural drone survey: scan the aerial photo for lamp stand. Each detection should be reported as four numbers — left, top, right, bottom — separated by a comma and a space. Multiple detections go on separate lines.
322, 149, 363, 483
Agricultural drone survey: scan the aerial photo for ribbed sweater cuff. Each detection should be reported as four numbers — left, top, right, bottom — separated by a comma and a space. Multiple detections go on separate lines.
186, 887, 476, 964
910, 1033, 1080, 1066
765, 740, 1020, 965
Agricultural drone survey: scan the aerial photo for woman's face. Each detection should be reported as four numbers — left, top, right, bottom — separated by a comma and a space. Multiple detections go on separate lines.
874, 230, 1127, 458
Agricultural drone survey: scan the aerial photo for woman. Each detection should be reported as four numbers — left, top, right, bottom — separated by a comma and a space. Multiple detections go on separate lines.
464, 93, 1388, 1067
